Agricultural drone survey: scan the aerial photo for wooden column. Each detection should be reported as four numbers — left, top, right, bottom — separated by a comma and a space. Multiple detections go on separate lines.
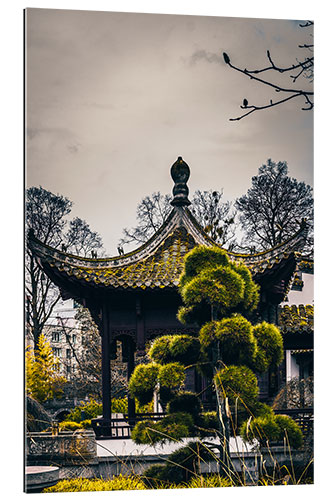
101, 304, 111, 423
136, 297, 145, 354
127, 339, 136, 425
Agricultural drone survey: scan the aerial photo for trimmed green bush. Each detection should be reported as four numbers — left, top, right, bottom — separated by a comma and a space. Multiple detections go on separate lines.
80, 419, 92, 429
129, 363, 160, 406
252, 322, 284, 372
214, 365, 259, 406
180, 246, 230, 286
167, 392, 203, 419
131, 412, 194, 445
197, 411, 220, 436
148, 336, 173, 364
169, 335, 201, 366
215, 315, 257, 365
241, 413, 303, 449
199, 320, 218, 348
230, 262, 259, 311
158, 362, 185, 390
181, 266, 245, 311
274, 414, 304, 449
149, 335, 201, 366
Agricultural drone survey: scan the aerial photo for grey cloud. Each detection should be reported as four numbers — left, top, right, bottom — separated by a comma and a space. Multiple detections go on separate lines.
188, 49, 223, 66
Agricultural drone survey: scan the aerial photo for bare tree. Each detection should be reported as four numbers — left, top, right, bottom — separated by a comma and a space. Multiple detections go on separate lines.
66, 217, 103, 257
26, 186, 104, 350
120, 190, 235, 249
223, 21, 314, 121
235, 159, 313, 253
120, 192, 172, 247
190, 189, 235, 247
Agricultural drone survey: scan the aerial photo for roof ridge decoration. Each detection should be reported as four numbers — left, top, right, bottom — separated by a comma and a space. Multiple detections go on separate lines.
170, 157, 191, 207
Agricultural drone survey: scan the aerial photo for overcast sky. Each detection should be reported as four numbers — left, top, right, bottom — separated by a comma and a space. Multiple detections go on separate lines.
25, 8, 313, 255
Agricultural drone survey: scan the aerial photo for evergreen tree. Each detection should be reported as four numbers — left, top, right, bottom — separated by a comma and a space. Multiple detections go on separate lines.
128, 246, 303, 477
26, 333, 66, 403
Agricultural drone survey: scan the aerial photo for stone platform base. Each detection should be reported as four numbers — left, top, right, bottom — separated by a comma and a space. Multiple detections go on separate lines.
25, 465, 59, 493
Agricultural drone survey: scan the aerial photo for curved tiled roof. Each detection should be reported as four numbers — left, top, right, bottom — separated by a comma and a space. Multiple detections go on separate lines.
278, 304, 314, 334
28, 205, 308, 292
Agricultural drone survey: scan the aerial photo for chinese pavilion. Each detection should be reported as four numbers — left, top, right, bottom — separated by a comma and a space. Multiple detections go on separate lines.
28, 157, 311, 436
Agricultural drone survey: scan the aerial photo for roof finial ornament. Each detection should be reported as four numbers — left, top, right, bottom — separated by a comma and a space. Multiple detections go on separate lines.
170, 156, 191, 207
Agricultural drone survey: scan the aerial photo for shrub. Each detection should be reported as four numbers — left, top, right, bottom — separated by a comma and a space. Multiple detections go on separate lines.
44, 475, 146, 492
148, 336, 173, 364
80, 419, 92, 429
241, 414, 303, 449
149, 335, 201, 367
197, 411, 219, 436
181, 266, 245, 311
169, 335, 201, 366
66, 399, 102, 423
158, 362, 185, 390
59, 421, 83, 432
214, 365, 259, 407
240, 415, 280, 445
230, 262, 259, 312
131, 412, 194, 445
199, 321, 218, 348
167, 392, 203, 419
129, 363, 160, 406
274, 414, 304, 449
215, 315, 257, 365
252, 322, 284, 373
143, 441, 213, 486
180, 246, 230, 286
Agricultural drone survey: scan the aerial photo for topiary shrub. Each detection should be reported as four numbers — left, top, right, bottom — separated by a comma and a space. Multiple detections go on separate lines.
214, 365, 259, 407
149, 335, 201, 367
274, 414, 304, 449
240, 413, 303, 449
169, 335, 201, 366
181, 266, 245, 312
129, 363, 160, 406
240, 415, 280, 445
167, 392, 203, 420
148, 336, 173, 364
158, 362, 185, 403
196, 411, 220, 436
229, 262, 259, 312
179, 246, 230, 287
252, 322, 284, 373
215, 315, 257, 365
80, 419, 92, 429
131, 412, 194, 445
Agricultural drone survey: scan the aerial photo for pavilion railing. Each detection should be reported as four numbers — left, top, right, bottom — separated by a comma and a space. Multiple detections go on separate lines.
91, 412, 166, 439
92, 408, 313, 440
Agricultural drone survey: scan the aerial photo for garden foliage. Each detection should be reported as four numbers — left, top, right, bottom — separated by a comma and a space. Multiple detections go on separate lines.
128, 246, 302, 451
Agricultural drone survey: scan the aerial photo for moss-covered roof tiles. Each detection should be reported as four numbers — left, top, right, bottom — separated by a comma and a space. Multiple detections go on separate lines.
28, 206, 308, 292
278, 304, 314, 334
